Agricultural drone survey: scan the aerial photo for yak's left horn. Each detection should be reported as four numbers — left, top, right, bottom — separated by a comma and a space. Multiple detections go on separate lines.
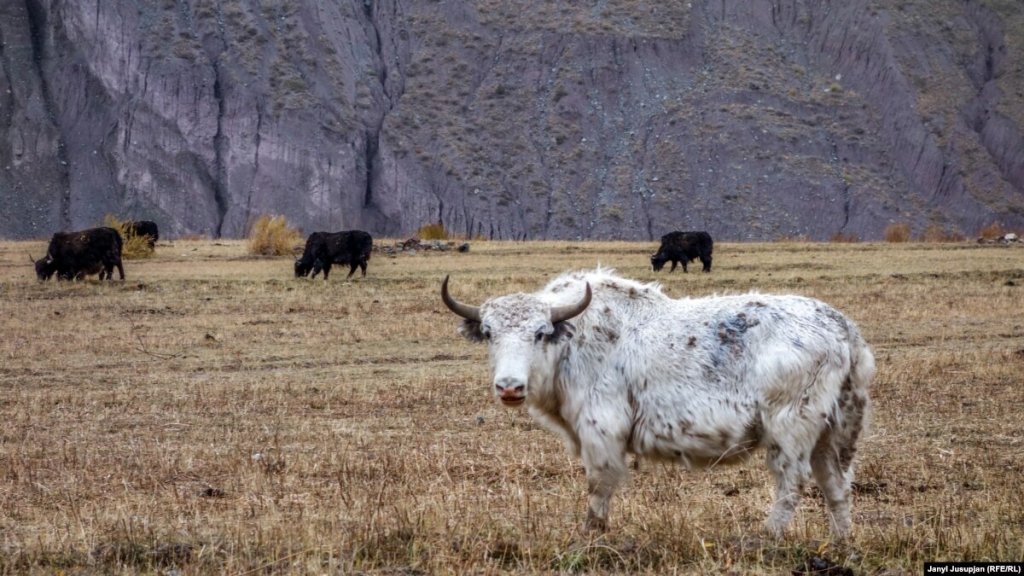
550, 282, 592, 324
27, 252, 36, 264
441, 275, 481, 322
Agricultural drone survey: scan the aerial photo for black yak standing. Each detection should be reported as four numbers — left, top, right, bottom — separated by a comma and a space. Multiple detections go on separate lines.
125, 220, 159, 248
650, 231, 713, 273
32, 227, 125, 281
294, 230, 373, 280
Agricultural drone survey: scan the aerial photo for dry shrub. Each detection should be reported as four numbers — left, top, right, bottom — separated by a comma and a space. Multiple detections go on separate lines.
978, 221, 1005, 240
884, 222, 911, 243
417, 222, 449, 240
103, 214, 155, 259
247, 215, 302, 256
830, 232, 860, 243
920, 224, 965, 243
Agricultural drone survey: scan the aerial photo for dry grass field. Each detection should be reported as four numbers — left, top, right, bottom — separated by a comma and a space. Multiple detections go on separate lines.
1, 238, 1023, 575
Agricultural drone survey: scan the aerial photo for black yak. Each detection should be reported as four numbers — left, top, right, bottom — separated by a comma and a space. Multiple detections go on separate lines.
32, 227, 125, 281
294, 230, 373, 280
650, 231, 713, 273
125, 220, 159, 248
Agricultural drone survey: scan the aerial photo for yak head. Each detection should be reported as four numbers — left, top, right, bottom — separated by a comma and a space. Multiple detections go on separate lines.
30, 253, 57, 281
442, 276, 591, 407
650, 251, 669, 272
294, 256, 313, 278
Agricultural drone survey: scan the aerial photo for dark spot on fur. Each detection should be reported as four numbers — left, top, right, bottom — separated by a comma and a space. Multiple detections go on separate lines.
547, 321, 575, 343
687, 336, 697, 348
594, 325, 619, 343
551, 281, 572, 293
839, 445, 857, 469
717, 313, 757, 345
717, 427, 732, 446
743, 417, 764, 446
459, 319, 486, 342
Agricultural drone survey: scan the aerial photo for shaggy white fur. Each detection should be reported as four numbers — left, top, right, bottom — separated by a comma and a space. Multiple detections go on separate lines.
450, 268, 875, 537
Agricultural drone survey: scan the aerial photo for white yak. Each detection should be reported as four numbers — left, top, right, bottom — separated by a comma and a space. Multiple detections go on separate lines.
442, 268, 874, 537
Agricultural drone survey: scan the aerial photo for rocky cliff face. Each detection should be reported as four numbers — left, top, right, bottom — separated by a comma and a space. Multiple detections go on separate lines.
2, 0, 1022, 240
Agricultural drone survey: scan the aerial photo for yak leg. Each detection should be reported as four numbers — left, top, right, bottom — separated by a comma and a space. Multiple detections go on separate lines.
578, 410, 629, 532
811, 383, 867, 537
359, 260, 367, 277
346, 262, 358, 279
764, 437, 813, 537
669, 260, 678, 272
701, 255, 712, 272
811, 430, 853, 538
115, 261, 124, 280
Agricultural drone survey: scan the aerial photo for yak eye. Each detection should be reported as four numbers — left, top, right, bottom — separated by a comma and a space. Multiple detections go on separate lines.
481, 325, 492, 340
535, 326, 552, 343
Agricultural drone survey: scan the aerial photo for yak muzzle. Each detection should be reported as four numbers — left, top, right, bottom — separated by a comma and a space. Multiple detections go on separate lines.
495, 377, 526, 407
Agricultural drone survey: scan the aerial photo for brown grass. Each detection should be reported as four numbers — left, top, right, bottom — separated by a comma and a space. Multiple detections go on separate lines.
883, 222, 911, 243
978, 221, 1006, 241
1, 239, 1023, 574
920, 224, 966, 243
828, 232, 859, 243
247, 215, 303, 256
415, 222, 449, 240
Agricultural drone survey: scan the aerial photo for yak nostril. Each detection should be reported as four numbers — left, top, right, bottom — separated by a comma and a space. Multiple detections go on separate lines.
495, 378, 525, 393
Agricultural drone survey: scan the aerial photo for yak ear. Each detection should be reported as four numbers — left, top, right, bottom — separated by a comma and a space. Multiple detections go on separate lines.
458, 319, 486, 342
546, 320, 575, 343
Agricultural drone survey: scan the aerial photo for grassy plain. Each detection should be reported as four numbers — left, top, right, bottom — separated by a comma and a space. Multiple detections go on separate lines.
1, 239, 1023, 575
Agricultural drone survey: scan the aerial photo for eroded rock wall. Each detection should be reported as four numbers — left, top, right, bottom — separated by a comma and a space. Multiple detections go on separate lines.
2, 0, 1022, 240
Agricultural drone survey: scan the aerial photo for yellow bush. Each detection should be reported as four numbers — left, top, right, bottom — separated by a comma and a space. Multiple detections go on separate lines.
416, 222, 449, 240
103, 214, 155, 259
978, 221, 1004, 240
247, 215, 302, 256
883, 223, 911, 243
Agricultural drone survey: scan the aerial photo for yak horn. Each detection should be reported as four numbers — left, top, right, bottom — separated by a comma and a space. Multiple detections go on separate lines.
27, 252, 37, 264
550, 282, 592, 324
441, 275, 481, 322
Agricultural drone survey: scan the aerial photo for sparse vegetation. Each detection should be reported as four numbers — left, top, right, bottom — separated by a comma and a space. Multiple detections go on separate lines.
246, 214, 302, 256
103, 214, 156, 259
920, 223, 965, 243
416, 222, 449, 240
884, 222, 912, 243
978, 221, 1005, 240
2, 239, 1022, 574
829, 232, 859, 243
